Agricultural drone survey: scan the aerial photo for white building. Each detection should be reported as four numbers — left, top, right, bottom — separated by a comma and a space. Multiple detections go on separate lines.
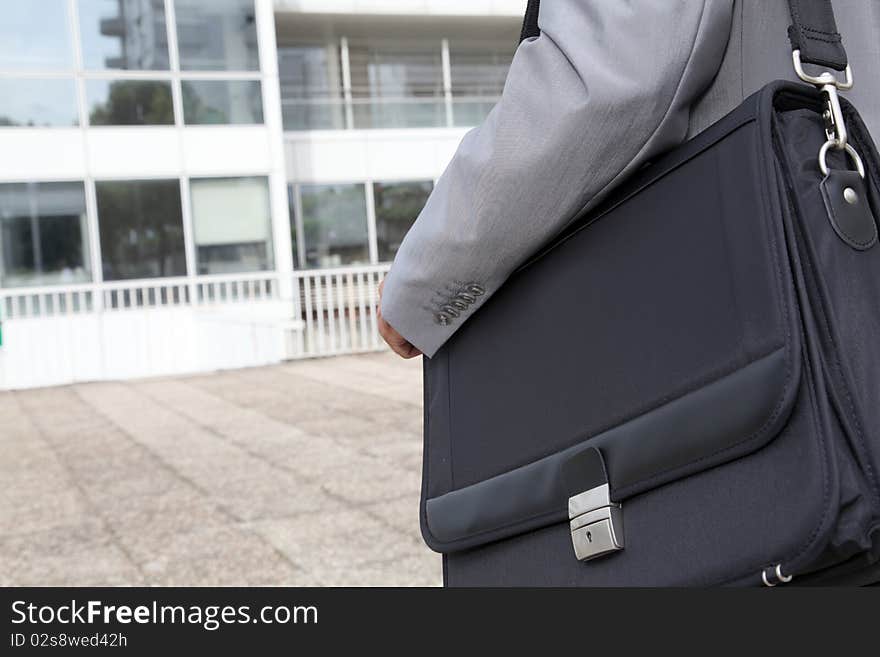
0, 0, 522, 389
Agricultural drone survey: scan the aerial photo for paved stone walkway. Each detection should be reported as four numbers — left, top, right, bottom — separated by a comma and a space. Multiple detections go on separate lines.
0, 353, 441, 586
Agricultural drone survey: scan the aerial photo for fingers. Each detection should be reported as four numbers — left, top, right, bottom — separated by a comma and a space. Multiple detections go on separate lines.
377, 307, 422, 359
376, 277, 421, 359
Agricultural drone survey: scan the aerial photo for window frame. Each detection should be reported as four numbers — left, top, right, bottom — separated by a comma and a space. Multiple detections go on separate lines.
180, 79, 265, 126
188, 175, 274, 275
0, 180, 92, 288
76, 0, 172, 72
94, 177, 188, 282
371, 179, 434, 264
84, 78, 176, 127
293, 181, 373, 270
173, 0, 261, 73
289, 177, 436, 270
1, 0, 266, 131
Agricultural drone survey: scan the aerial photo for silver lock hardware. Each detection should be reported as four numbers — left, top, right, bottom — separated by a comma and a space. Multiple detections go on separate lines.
568, 482, 624, 561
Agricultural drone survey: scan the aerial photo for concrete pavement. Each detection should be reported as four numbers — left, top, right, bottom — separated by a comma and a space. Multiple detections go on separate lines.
0, 353, 441, 586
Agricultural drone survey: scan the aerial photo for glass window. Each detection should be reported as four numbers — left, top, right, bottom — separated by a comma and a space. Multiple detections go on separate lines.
0, 79, 79, 127
86, 79, 174, 125
277, 44, 345, 131
348, 39, 445, 129
449, 41, 514, 127
175, 0, 260, 71
78, 0, 170, 70
182, 80, 263, 125
191, 177, 273, 274
96, 179, 186, 280
0, 1, 72, 70
0, 182, 90, 288
373, 181, 432, 262
299, 184, 369, 268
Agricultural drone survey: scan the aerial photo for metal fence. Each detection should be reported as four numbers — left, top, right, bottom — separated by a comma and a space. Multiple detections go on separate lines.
291, 263, 391, 358
0, 265, 391, 366
0, 272, 282, 320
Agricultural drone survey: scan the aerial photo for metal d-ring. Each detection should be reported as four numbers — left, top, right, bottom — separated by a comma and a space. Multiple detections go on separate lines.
792, 50, 853, 90
819, 140, 865, 178
775, 564, 793, 584
762, 564, 794, 586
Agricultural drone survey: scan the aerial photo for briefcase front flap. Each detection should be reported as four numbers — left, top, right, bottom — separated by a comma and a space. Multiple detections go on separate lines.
420, 87, 802, 554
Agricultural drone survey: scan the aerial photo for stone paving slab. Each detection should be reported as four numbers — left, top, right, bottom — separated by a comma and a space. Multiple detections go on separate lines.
0, 353, 441, 587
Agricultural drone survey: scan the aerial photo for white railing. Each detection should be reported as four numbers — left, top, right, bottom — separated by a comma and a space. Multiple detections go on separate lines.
0, 266, 391, 382
0, 283, 96, 319
0, 271, 289, 390
0, 272, 281, 320
291, 263, 391, 358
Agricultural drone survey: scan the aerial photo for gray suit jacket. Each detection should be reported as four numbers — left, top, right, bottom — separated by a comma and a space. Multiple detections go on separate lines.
381, 0, 880, 357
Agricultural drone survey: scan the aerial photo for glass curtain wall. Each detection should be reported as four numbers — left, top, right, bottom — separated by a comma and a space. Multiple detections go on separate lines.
347, 39, 445, 129
277, 44, 345, 130
373, 181, 432, 262
289, 180, 433, 269
175, 0, 260, 71
0, 1, 274, 289
78, 0, 175, 126
75, 0, 263, 127
448, 40, 514, 128
298, 184, 370, 269
278, 32, 517, 131
0, 1, 78, 127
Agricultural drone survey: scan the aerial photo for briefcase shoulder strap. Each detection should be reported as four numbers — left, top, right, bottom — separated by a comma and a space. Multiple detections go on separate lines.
786, 0, 848, 71
519, 0, 540, 42
518, 0, 849, 71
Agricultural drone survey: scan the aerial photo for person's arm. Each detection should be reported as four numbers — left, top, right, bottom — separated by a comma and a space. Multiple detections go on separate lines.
380, 0, 734, 358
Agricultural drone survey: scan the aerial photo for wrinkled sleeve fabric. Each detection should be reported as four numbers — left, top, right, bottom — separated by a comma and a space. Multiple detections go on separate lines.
380, 0, 735, 357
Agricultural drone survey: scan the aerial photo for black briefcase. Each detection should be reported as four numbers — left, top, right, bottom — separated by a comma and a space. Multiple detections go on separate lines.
418, 1, 880, 586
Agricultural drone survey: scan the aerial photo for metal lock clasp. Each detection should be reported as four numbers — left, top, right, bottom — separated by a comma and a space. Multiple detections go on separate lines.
568, 483, 624, 561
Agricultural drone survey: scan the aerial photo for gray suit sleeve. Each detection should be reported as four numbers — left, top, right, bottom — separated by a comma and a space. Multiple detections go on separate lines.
380, 0, 735, 357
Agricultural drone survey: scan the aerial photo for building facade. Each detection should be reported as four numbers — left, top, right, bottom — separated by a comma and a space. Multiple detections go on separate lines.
0, 0, 521, 389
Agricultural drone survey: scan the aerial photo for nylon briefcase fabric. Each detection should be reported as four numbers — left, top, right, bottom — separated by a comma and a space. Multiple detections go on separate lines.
417, 3, 880, 587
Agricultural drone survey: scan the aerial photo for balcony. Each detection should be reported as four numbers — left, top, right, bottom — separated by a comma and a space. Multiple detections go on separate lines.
275, 12, 520, 132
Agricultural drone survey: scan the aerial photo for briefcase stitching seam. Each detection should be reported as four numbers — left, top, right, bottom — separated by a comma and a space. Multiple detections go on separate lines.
556, 344, 784, 470
799, 189, 880, 506
789, 3, 844, 45
719, 342, 829, 587
518, 116, 758, 273
730, 117, 839, 580
776, 108, 880, 508
702, 109, 824, 586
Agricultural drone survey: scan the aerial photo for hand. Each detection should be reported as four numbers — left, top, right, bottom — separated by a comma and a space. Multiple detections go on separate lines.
377, 279, 422, 359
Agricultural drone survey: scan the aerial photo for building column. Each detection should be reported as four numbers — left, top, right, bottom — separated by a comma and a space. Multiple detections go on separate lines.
340, 37, 355, 130
255, 0, 296, 308
442, 38, 454, 127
